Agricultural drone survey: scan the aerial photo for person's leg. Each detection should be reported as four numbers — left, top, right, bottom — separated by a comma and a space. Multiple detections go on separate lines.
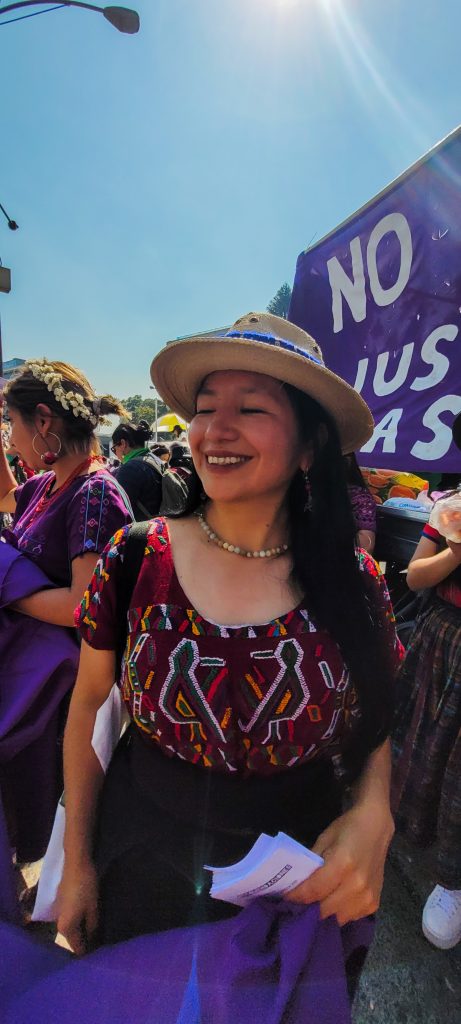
391, 612, 441, 843
422, 726, 461, 949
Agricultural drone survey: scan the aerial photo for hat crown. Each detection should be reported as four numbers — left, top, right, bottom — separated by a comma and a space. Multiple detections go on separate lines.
230, 312, 324, 364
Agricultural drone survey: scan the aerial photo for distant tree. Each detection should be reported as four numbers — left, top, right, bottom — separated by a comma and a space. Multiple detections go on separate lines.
267, 283, 292, 319
122, 394, 168, 424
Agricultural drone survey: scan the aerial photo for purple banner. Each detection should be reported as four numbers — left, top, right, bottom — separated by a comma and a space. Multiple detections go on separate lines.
289, 129, 461, 472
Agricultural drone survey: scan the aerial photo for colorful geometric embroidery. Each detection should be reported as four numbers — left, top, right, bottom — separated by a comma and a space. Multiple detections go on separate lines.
77, 517, 402, 774
159, 638, 228, 743
239, 639, 308, 734
79, 476, 132, 553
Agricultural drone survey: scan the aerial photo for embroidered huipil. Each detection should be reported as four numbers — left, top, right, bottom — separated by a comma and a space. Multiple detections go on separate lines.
77, 519, 401, 778
4, 471, 133, 586
348, 485, 377, 534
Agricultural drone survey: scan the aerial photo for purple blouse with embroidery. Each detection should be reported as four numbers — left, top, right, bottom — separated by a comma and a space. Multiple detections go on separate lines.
348, 485, 377, 534
4, 471, 133, 587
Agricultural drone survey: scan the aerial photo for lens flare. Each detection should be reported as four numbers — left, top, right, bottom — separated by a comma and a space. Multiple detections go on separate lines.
320, 0, 430, 153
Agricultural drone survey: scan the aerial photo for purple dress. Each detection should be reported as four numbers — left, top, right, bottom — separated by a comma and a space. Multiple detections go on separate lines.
0, 470, 133, 880
5, 470, 133, 585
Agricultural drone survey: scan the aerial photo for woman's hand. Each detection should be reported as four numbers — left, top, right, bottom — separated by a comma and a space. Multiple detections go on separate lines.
56, 858, 100, 955
285, 801, 394, 926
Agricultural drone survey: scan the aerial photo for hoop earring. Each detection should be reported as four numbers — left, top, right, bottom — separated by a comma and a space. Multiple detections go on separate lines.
32, 431, 62, 466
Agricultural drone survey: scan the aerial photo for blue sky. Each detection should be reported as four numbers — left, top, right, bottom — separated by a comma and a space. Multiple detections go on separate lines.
1, 0, 460, 398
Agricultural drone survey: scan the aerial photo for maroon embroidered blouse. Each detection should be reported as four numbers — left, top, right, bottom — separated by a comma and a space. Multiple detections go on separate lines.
77, 519, 401, 777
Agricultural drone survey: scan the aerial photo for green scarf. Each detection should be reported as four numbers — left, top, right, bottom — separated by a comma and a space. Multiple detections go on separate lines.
122, 446, 151, 465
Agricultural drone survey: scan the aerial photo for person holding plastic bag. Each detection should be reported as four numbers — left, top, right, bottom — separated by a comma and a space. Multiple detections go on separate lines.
392, 412, 461, 950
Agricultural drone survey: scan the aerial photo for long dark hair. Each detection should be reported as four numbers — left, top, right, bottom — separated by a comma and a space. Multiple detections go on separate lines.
283, 385, 395, 774
174, 384, 395, 775
112, 419, 153, 449
343, 451, 369, 490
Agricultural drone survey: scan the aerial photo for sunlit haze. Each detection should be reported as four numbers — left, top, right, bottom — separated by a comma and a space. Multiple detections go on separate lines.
1, 0, 460, 398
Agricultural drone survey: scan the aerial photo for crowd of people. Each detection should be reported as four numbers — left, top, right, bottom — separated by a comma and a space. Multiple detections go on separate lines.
109, 419, 192, 520
0, 312, 460, 1016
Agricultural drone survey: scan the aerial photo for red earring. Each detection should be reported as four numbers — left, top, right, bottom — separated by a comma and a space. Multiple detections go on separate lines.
32, 432, 62, 466
42, 450, 58, 466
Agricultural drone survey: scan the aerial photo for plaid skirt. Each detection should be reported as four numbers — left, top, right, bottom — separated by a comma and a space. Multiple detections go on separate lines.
391, 597, 461, 888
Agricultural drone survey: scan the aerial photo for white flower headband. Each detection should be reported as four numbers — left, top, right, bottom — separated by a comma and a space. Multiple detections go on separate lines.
25, 359, 99, 427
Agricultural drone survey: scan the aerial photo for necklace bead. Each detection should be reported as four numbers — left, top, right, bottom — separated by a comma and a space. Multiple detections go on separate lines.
196, 509, 288, 560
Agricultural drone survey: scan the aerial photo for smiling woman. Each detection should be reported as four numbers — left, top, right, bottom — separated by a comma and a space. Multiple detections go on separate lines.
57, 312, 402, 1007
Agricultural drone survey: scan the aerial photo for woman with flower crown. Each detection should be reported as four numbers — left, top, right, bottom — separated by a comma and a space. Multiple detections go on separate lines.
0, 360, 133, 871
57, 314, 403, 1004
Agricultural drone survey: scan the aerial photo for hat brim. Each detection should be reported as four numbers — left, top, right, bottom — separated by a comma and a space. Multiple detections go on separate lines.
150, 336, 374, 454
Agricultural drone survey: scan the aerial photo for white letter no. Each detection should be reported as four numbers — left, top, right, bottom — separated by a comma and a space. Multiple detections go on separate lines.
367, 213, 413, 307
327, 236, 366, 334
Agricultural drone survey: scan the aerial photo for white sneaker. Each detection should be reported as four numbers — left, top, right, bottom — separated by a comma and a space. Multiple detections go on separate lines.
422, 885, 461, 949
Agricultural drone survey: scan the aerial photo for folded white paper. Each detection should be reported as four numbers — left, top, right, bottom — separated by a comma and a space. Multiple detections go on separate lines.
205, 831, 323, 908
31, 685, 127, 922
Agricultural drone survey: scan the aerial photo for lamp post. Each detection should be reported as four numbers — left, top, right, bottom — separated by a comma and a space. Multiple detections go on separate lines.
0, 4, 139, 374
0, 202, 18, 377
149, 387, 159, 441
0, 2, 140, 33
0, 268, 11, 378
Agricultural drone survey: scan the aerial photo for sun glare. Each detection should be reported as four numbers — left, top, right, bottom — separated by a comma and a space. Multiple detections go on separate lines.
318, 0, 429, 151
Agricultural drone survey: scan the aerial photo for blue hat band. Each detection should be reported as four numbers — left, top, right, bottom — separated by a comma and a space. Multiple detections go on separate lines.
224, 330, 323, 367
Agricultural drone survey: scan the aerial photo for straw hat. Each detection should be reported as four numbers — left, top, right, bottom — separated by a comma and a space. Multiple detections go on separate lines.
151, 312, 374, 453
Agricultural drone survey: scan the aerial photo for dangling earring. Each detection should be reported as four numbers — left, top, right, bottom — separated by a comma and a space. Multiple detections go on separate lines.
32, 432, 62, 466
303, 468, 312, 513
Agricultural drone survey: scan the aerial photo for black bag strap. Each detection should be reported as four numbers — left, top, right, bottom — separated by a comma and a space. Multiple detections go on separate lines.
115, 520, 150, 669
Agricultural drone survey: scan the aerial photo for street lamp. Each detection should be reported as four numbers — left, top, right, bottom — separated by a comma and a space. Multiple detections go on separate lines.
0, 4, 139, 373
0, 202, 18, 377
0, 2, 140, 33
149, 387, 159, 441
0, 203, 19, 232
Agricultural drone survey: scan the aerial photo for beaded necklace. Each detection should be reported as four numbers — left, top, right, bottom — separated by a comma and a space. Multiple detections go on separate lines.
196, 508, 289, 559
21, 454, 102, 532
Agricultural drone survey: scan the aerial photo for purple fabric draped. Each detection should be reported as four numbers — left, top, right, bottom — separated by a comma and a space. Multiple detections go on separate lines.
0, 540, 79, 922
0, 902, 374, 1024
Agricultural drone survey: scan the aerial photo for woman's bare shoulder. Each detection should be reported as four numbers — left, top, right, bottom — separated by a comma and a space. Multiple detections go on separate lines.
165, 515, 197, 540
